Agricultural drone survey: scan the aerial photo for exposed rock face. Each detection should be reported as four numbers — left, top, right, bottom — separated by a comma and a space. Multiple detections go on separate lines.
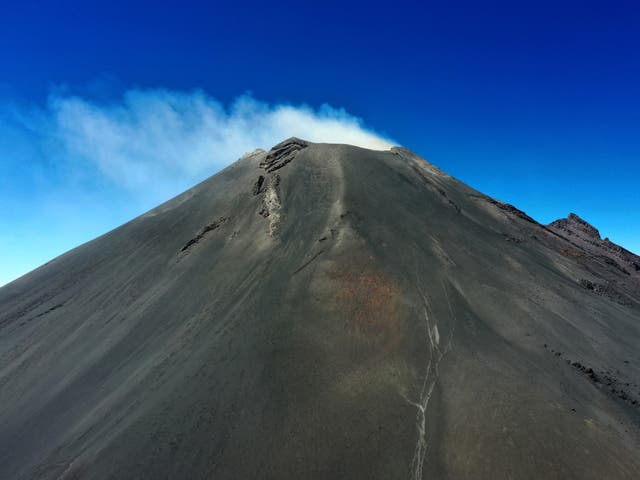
550, 212, 602, 241
252, 175, 265, 195
1, 140, 639, 480
258, 174, 282, 236
549, 212, 640, 279
259, 137, 308, 172
488, 198, 538, 224
179, 216, 230, 253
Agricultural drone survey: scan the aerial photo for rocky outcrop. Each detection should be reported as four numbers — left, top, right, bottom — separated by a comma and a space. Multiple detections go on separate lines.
258, 175, 282, 236
179, 216, 230, 253
259, 137, 308, 172
549, 213, 640, 278
252, 175, 265, 195
487, 198, 538, 224
550, 213, 601, 241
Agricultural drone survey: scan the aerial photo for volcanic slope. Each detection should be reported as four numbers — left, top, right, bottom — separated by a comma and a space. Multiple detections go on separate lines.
1, 138, 639, 479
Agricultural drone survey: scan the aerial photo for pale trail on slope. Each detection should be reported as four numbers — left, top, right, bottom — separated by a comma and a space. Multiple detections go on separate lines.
402, 279, 455, 480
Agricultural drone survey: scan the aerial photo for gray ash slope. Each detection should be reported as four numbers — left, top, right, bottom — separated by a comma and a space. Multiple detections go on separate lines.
1, 138, 640, 479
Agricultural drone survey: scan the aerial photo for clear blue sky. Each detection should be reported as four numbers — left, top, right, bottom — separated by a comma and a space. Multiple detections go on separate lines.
1, 0, 639, 285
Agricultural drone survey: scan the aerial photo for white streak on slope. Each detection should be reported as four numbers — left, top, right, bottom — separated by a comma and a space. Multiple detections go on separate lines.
403, 281, 455, 480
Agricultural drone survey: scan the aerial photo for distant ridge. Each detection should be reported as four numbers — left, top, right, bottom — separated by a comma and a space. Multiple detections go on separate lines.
549, 212, 640, 275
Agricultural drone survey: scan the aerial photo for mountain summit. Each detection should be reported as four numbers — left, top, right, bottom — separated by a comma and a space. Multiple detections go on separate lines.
549, 213, 640, 277
1, 139, 639, 479
550, 212, 603, 239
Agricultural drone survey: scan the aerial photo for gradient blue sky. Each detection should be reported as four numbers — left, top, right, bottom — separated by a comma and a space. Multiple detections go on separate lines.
1, 0, 639, 285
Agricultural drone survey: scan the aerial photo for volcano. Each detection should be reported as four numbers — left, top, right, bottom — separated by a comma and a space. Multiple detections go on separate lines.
1, 138, 639, 479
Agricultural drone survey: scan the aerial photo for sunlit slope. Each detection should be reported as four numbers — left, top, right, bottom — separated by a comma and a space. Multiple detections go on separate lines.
1, 138, 639, 479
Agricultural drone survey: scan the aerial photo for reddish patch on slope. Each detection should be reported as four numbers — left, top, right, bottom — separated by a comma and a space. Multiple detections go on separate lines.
560, 247, 585, 258
330, 265, 403, 351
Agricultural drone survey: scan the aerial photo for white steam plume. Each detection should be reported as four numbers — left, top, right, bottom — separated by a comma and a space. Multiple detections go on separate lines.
50, 89, 394, 190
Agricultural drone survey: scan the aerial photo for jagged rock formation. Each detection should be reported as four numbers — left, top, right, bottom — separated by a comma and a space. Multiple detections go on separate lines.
259, 137, 308, 172
548, 213, 640, 305
551, 212, 603, 240
180, 216, 230, 253
549, 213, 640, 276
1, 138, 639, 479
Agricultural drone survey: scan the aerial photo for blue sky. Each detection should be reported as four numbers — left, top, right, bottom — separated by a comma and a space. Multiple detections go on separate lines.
1, 0, 639, 285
